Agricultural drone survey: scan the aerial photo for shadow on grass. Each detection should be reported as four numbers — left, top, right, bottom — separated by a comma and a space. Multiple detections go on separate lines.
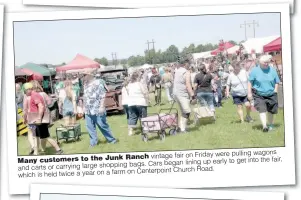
43, 147, 57, 155
107, 111, 124, 117
252, 123, 281, 131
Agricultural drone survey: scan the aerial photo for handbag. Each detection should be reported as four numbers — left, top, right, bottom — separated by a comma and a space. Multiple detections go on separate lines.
41, 92, 57, 111
193, 98, 214, 118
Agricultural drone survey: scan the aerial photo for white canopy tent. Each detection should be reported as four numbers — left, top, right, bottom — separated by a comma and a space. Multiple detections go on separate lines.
242, 35, 280, 54
192, 51, 212, 60
140, 64, 153, 69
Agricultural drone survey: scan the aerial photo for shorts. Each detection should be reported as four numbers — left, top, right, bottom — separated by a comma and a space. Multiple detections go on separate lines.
253, 92, 278, 114
232, 95, 248, 105
35, 123, 50, 139
128, 106, 147, 127
63, 111, 75, 117
174, 95, 191, 114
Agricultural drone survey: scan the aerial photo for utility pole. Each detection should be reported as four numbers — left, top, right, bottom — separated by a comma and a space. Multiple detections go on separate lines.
240, 20, 259, 40
146, 39, 155, 64
146, 40, 150, 63
111, 52, 117, 68
252, 20, 259, 38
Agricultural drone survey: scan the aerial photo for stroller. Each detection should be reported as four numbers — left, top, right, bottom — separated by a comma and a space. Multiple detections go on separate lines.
192, 97, 215, 126
140, 101, 178, 142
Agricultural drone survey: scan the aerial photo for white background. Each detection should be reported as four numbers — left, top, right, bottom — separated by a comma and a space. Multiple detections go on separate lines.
21, 0, 295, 13
29, 185, 285, 200
0, 0, 300, 199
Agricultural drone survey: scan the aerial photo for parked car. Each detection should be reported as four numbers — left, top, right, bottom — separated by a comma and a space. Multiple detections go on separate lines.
101, 69, 128, 113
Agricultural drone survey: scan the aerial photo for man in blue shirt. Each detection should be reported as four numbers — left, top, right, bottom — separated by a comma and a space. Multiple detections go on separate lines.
248, 55, 280, 132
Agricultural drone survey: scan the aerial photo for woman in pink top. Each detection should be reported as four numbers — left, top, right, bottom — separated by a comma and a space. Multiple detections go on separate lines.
24, 81, 63, 155
23, 90, 37, 155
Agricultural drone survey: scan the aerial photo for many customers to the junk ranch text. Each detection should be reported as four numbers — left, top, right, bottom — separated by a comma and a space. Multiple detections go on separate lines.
17, 149, 281, 178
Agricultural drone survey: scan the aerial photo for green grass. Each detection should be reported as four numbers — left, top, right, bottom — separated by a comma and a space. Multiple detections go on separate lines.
17, 92, 285, 156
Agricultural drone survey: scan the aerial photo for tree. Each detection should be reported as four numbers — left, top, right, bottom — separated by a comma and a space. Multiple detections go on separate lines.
187, 43, 196, 53
229, 40, 237, 45
195, 44, 205, 53
94, 57, 109, 66
120, 59, 127, 65
165, 45, 179, 63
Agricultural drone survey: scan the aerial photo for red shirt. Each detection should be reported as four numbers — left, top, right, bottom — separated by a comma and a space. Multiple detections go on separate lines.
29, 91, 45, 113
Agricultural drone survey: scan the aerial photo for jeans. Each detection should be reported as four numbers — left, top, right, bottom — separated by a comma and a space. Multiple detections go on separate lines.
196, 92, 215, 111
128, 106, 147, 127
85, 113, 116, 146
213, 88, 223, 107
164, 83, 173, 102
123, 105, 129, 120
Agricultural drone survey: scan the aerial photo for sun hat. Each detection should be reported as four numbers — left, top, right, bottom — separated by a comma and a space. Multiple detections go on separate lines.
23, 82, 33, 90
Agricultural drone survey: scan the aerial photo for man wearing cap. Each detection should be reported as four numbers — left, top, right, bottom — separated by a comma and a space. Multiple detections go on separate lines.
82, 69, 117, 147
248, 55, 280, 132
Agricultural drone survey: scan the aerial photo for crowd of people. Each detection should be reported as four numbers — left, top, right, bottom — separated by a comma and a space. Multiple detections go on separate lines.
16, 52, 281, 155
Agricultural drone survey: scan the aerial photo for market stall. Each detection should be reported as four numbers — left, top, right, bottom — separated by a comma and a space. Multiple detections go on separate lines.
263, 37, 281, 52
15, 67, 43, 83
211, 42, 235, 55
56, 54, 101, 73
242, 35, 280, 54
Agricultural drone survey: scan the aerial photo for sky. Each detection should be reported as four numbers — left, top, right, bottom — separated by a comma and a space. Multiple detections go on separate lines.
14, 13, 280, 66
40, 194, 214, 200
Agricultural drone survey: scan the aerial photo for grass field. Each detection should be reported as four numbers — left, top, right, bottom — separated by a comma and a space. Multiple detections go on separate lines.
17, 92, 285, 156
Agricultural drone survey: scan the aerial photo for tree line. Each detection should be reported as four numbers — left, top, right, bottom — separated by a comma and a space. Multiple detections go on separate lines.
94, 41, 237, 67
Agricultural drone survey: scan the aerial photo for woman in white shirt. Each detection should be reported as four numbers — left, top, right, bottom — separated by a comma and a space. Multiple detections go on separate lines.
226, 61, 253, 123
127, 72, 149, 136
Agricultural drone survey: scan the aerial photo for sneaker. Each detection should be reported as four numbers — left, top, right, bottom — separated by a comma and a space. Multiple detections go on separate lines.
56, 150, 63, 155
262, 127, 269, 132
245, 115, 254, 123
128, 128, 134, 136
268, 125, 275, 131
109, 139, 118, 144
29, 148, 34, 155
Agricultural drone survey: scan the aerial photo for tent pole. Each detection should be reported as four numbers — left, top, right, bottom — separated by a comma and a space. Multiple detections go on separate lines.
50, 75, 54, 94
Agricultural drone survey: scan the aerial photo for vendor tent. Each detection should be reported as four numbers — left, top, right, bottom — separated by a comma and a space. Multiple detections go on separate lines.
227, 45, 240, 54
140, 64, 153, 69
15, 68, 30, 76
263, 37, 282, 52
56, 54, 100, 73
211, 42, 234, 55
15, 67, 43, 80
192, 51, 212, 60
242, 35, 280, 54
18, 62, 55, 76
